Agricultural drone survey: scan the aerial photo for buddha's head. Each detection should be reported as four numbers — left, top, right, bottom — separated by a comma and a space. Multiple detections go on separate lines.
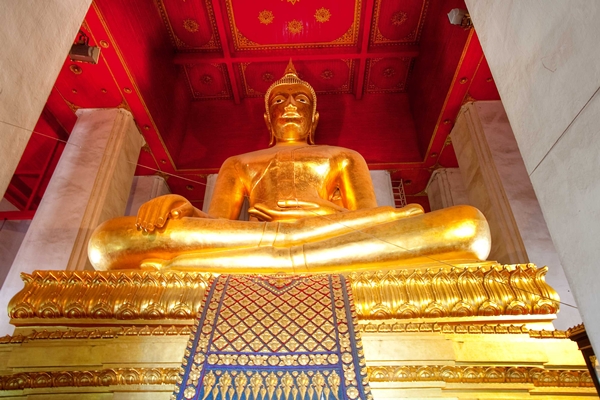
264, 60, 319, 145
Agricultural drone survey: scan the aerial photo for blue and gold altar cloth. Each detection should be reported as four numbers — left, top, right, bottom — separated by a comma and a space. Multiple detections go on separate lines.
173, 274, 372, 400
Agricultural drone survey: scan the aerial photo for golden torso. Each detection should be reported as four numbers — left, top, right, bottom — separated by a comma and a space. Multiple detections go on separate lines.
234, 145, 356, 212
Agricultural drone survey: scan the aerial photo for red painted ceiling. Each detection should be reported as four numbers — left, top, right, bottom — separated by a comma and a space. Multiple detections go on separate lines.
5, 0, 500, 217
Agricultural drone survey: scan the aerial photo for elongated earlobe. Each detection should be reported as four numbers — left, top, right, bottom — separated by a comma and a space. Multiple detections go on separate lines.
309, 111, 319, 145
264, 113, 275, 146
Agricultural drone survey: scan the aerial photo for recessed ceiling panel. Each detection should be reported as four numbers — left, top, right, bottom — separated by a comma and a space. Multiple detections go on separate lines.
156, 0, 221, 50
371, 0, 428, 46
366, 57, 412, 93
225, 0, 361, 50
184, 63, 231, 99
239, 60, 354, 97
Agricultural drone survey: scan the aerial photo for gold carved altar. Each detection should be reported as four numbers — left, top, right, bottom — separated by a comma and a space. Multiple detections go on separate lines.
0, 263, 594, 399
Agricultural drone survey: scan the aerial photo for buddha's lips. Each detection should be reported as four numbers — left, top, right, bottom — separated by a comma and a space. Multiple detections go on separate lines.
282, 111, 301, 118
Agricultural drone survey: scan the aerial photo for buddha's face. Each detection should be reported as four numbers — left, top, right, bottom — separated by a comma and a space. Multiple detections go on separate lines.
266, 83, 318, 142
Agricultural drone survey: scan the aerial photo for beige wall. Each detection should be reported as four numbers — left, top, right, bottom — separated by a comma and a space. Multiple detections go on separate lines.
466, 0, 600, 346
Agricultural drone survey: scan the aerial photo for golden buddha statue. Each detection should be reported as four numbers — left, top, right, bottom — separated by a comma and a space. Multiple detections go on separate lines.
88, 61, 491, 273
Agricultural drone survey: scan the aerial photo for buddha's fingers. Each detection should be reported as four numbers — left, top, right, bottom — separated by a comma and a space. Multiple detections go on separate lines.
140, 258, 169, 270
248, 206, 274, 222
277, 199, 319, 209
395, 203, 425, 219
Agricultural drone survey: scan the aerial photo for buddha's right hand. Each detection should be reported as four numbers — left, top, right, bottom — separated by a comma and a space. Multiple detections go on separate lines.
135, 194, 208, 232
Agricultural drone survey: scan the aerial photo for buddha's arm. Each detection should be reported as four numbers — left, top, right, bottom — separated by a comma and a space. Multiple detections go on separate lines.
336, 151, 378, 210
207, 157, 247, 219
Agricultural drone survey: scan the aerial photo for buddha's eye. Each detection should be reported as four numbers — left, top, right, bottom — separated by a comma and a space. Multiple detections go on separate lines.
273, 97, 284, 104
296, 95, 309, 104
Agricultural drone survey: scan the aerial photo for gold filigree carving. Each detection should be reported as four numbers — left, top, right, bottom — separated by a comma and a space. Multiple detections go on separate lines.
348, 264, 559, 320
286, 0, 299, 5
367, 366, 594, 387
183, 18, 199, 33
236, 31, 260, 47
0, 368, 179, 390
287, 19, 303, 35
358, 322, 531, 334
331, 26, 354, 44
8, 271, 212, 323
7, 264, 558, 325
315, 8, 331, 23
258, 10, 274, 25
391, 11, 407, 26
0, 325, 193, 344
181, 370, 344, 400
529, 329, 569, 339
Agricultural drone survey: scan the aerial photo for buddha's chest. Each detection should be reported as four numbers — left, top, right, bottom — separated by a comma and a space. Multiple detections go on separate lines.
250, 149, 336, 196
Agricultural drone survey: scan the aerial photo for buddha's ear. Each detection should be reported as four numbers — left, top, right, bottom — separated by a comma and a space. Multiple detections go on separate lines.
309, 111, 319, 145
265, 113, 275, 146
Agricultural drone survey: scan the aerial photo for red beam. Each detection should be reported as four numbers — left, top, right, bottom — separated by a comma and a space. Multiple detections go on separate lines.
24, 141, 59, 210
173, 47, 419, 65
355, 0, 377, 100
0, 211, 35, 221
211, 0, 241, 104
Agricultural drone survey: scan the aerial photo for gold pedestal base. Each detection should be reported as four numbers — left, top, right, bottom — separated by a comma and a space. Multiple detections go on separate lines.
0, 262, 594, 399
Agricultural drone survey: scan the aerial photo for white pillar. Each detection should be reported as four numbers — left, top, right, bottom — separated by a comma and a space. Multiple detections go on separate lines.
0, 200, 30, 290
0, 108, 144, 335
466, 0, 599, 342
0, 0, 92, 198
125, 175, 171, 216
425, 168, 469, 211
451, 101, 581, 330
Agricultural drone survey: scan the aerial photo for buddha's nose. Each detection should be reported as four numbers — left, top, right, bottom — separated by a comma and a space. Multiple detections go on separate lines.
284, 103, 297, 112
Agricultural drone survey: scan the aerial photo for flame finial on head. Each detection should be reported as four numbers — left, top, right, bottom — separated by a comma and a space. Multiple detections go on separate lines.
264, 59, 317, 123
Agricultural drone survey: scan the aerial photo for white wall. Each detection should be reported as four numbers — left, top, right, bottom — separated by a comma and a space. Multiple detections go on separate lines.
0, 0, 92, 198
466, 1, 600, 344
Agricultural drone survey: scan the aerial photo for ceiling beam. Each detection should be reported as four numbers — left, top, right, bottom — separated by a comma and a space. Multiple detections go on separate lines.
210, 0, 241, 104
355, 0, 377, 100
0, 210, 36, 221
173, 47, 419, 65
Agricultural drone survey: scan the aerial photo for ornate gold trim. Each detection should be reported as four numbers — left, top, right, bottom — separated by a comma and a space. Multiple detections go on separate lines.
0, 368, 179, 390
8, 264, 558, 326
529, 329, 569, 339
370, 0, 429, 46
0, 366, 591, 390
367, 365, 593, 387
349, 263, 559, 319
224, 0, 360, 50
0, 325, 192, 343
358, 321, 532, 335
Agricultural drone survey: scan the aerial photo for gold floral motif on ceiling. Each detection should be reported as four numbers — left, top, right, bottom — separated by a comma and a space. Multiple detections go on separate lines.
314, 7, 331, 23
258, 10, 274, 25
391, 11, 407, 26
287, 19, 303, 35
183, 18, 199, 32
